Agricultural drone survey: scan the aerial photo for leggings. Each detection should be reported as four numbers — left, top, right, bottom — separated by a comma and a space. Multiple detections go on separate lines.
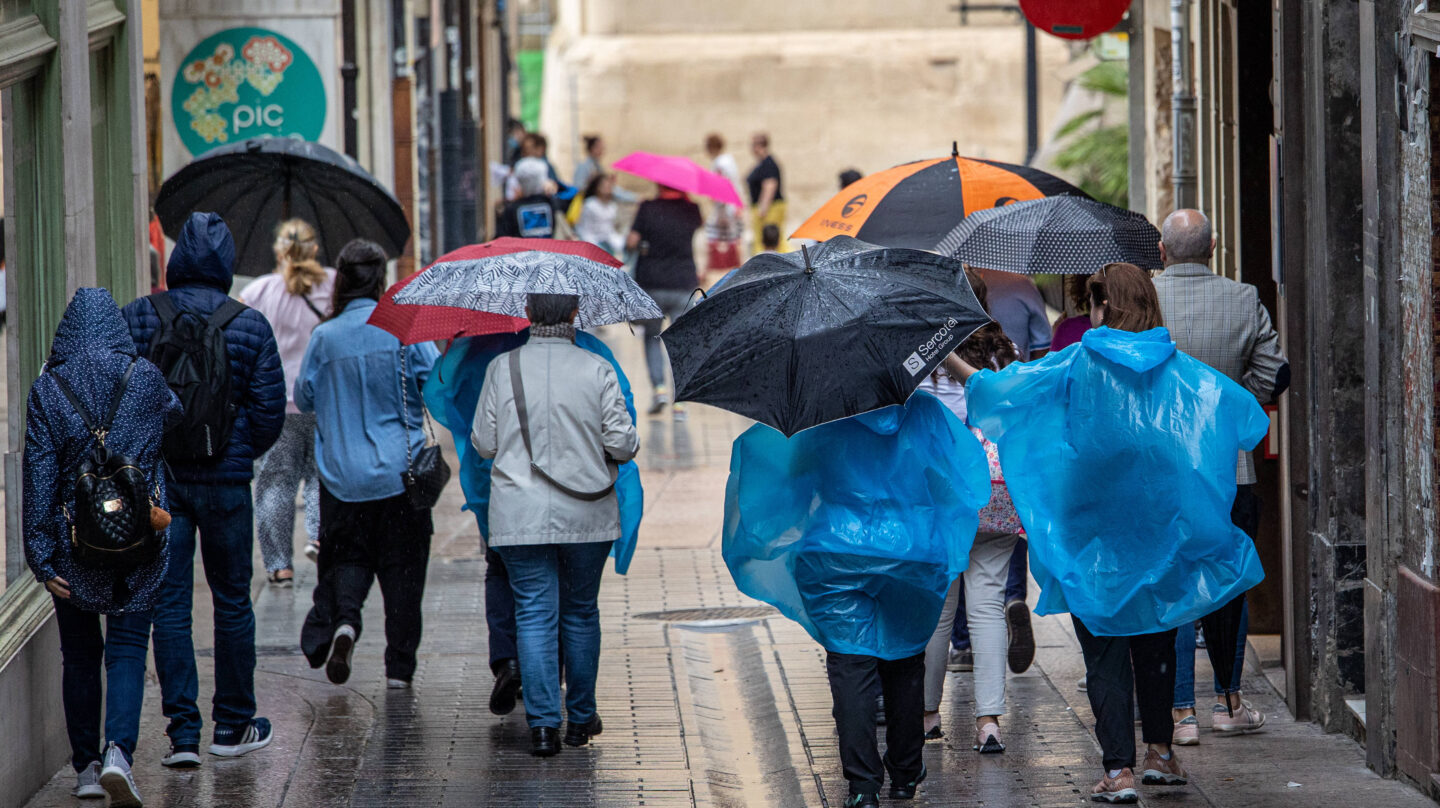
254, 412, 320, 573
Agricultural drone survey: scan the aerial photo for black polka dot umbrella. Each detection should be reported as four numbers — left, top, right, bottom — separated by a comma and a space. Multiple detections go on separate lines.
941, 196, 1162, 274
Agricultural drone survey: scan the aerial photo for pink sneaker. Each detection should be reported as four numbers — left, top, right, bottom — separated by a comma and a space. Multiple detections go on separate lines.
1090, 768, 1138, 803
1212, 700, 1266, 733
1140, 748, 1189, 785
1172, 715, 1199, 745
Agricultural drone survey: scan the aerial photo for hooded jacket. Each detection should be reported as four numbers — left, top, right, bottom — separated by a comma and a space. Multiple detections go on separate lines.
722, 393, 990, 659
965, 326, 1269, 637
120, 212, 286, 484
24, 289, 181, 614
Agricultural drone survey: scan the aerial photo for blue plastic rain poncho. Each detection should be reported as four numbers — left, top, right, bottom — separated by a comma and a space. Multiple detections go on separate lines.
422, 331, 644, 573
966, 326, 1269, 637
723, 392, 991, 659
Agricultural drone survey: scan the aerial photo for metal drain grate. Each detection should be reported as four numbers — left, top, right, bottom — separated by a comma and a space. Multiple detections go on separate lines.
633, 605, 778, 622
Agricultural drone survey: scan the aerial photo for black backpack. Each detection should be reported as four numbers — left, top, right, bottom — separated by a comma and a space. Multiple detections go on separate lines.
52, 359, 165, 571
146, 292, 245, 463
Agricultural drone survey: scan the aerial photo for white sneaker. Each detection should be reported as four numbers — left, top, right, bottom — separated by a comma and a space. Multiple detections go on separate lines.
99, 743, 142, 808
72, 760, 104, 798
304, 541, 320, 562
386, 678, 412, 689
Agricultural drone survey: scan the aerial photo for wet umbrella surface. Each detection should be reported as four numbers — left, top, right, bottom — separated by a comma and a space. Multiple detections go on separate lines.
662, 236, 991, 436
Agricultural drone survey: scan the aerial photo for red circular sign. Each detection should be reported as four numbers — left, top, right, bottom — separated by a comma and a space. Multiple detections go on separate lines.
1019, 0, 1130, 40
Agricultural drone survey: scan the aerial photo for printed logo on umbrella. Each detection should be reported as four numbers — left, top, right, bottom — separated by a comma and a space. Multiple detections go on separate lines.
841, 194, 869, 218
905, 316, 961, 376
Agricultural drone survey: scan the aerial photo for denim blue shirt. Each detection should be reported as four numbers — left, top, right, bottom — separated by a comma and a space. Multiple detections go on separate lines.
295, 298, 440, 502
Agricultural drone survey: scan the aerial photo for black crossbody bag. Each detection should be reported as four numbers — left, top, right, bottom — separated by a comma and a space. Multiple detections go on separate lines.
507, 350, 615, 502
398, 346, 451, 510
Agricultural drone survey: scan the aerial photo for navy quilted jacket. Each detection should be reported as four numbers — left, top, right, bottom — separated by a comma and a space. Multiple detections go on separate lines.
24, 289, 181, 614
120, 212, 286, 484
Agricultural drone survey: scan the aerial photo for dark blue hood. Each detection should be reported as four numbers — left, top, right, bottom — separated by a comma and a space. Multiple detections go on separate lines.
50, 287, 134, 361
166, 211, 235, 291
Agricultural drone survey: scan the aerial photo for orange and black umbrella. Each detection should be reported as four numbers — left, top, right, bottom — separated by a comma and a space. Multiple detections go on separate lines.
792, 144, 1086, 250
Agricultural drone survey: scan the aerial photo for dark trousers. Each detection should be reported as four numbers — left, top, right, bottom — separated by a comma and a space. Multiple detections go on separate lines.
825, 651, 925, 796
485, 545, 518, 671
1072, 616, 1177, 771
951, 537, 1028, 649
151, 481, 256, 743
301, 485, 433, 681
55, 598, 151, 769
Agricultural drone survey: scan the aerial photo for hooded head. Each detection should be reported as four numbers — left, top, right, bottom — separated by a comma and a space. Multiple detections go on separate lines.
166, 212, 236, 290
852, 403, 905, 435
49, 288, 133, 363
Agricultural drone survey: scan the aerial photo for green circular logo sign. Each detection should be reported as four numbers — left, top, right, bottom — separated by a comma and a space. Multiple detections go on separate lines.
171, 27, 326, 157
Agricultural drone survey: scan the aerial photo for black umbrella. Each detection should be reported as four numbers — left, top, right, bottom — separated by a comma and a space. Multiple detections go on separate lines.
155, 137, 410, 274
942, 195, 1162, 274
1199, 594, 1247, 713
661, 236, 991, 436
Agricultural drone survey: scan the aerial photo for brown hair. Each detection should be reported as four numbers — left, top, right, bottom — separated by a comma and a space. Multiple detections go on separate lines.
273, 218, 326, 296
937, 268, 1019, 382
705, 133, 724, 154
1087, 262, 1164, 332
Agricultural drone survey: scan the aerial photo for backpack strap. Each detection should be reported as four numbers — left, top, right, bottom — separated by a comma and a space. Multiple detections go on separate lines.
506, 350, 615, 502
51, 371, 98, 435
102, 358, 138, 433
52, 356, 138, 441
208, 298, 247, 331
147, 291, 179, 324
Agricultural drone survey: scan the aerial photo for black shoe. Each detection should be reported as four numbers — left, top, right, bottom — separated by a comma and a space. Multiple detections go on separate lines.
563, 716, 603, 747
531, 727, 560, 757
1006, 599, 1035, 674
843, 794, 880, 808
887, 763, 927, 800
325, 625, 356, 685
489, 659, 522, 716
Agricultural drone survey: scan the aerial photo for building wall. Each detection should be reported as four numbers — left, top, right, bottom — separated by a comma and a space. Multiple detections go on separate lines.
538, 9, 1071, 243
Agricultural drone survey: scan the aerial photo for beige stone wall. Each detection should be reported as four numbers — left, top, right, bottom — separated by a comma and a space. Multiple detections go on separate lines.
539, 6, 1072, 238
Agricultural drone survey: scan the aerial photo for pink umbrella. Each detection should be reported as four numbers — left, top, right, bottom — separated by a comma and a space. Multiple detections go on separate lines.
613, 152, 744, 207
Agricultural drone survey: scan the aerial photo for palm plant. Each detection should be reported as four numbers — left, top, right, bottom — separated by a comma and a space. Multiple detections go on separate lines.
1054, 61, 1129, 208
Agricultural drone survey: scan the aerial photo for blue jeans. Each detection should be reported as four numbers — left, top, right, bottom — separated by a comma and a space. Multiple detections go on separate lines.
54, 598, 151, 769
496, 541, 613, 729
151, 481, 258, 744
485, 545, 518, 670
1173, 599, 1249, 708
951, 537, 1028, 650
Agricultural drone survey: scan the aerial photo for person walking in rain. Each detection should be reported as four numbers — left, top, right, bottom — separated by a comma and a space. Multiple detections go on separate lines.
723, 394, 990, 807
1152, 209, 1289, 744
26, 289, 181, 807
241, 218, 335, 584
472, 293, 638, 757
297, 240, 440, 690
949, 262, 1268, 803
121, 211, 286, 767
746, 132, 788, 255
627, 184, 702, 417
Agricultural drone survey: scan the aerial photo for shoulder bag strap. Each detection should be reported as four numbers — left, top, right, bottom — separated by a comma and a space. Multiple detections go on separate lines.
397, 344, 415, 469
300, 294, 326, 322
507, 350, 615, 502
102, 358, 139, 433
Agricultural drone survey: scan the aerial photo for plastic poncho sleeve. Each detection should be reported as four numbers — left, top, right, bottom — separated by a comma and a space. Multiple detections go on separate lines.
966, 327, 1269, 637
423, 331, 645, 574
722, 393, 990, 659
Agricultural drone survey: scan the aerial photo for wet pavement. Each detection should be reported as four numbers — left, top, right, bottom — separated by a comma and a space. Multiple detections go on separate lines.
23, 324, 1436, 807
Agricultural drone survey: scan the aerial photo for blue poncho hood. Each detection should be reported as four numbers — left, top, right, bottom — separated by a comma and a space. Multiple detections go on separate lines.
166, 211, 236, 291
723, 392, 990, 659
966, 326, 1268, 636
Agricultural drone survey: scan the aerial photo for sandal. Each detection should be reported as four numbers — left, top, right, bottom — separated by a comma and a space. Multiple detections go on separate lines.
268, 569, 294, 587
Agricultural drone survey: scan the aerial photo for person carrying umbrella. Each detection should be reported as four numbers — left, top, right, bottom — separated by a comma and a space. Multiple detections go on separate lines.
496, 158, 560, 239
627, 184, 702, 417
471, 293, 640, 757
945, 263, 1268, 803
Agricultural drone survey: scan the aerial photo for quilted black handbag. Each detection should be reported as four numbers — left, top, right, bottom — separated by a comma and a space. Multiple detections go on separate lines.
53, 359, 165, 571
398, 346, 450, 511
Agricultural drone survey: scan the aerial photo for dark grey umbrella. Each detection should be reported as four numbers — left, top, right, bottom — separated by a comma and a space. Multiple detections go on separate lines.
661, 236, 991, 436
155, 137, 409, 274
941, 196, 1162, 274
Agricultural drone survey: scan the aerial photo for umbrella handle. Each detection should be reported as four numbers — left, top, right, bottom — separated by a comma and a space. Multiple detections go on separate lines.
801, 245, 814, 274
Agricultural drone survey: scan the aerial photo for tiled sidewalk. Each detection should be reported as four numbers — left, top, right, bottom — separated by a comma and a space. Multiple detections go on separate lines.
23, 327, 1435, 807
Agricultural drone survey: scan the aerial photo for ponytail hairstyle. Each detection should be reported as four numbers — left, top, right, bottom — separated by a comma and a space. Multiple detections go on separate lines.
953, 267, 1020, 372
273, 218, 326, 297
330, 239, 388, 318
